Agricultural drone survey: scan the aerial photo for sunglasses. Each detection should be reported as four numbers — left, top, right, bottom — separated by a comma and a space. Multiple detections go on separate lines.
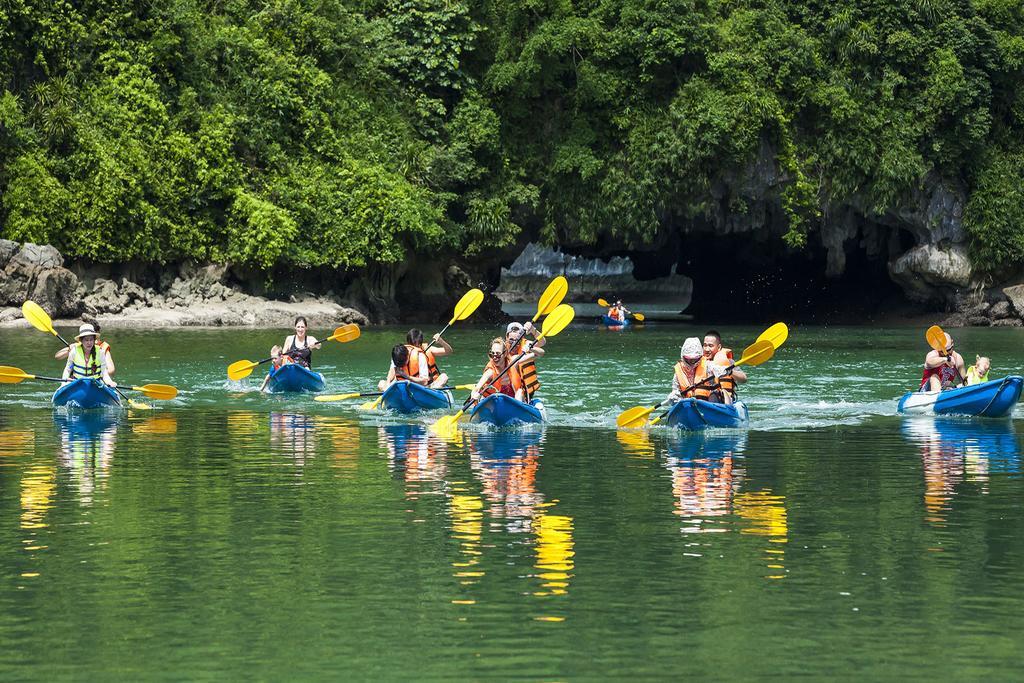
488, 351, 503, 359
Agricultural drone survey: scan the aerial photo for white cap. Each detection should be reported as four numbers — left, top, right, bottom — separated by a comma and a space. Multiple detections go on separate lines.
680, 337, 702, 359
75, 323, 98, 340
506, 322, 524, 335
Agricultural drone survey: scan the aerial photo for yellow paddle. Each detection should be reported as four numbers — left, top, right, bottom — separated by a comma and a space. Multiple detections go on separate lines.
431, 303, 576, 437
757, 322, 789, 348
0, 366, 177, 400
647, 340, 775, 426
22, 301, 72, 345
926, 324, 946, 352
597, 297, 610, 308
616, 322, 788, 429
227, 323, 361, 380
534, 276, 568, 322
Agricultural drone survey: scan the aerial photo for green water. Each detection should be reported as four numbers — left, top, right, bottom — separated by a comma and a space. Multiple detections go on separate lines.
2, 324, 1024, 678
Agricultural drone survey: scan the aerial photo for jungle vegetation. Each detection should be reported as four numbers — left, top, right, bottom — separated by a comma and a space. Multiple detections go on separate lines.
1, 0, 1022, 273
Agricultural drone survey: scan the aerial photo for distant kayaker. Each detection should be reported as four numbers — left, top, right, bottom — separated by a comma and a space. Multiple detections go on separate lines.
55, 318, 115, 376
471, 337, 530, 402
703, 330, 746, 402
607, 300, 630, 323
407, 328, 452, 389
667, 337, 730, 405
921, 333, 965, 391
505, 322, 543, 399
61, 324, 116, 387
260, 317, 321, 391
966, 356, 991, 385
377, 342, 431, 391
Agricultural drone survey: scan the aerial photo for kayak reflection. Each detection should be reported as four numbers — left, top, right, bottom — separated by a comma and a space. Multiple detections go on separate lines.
663, 431, 787, 579
378, 424, 449, 494
53, 411, 120, 505
902, 417, 1021, 525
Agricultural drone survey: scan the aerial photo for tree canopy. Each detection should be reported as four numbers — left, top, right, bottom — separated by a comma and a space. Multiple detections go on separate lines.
1, 0, 1022, 273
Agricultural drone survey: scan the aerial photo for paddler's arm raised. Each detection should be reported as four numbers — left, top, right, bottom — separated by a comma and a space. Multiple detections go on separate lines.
523, 322, 545, 355
471, 369, 495, 401
427, 333, 452, 357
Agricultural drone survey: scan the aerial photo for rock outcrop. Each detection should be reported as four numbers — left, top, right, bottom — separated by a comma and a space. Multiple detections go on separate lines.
0, 240, 83, 318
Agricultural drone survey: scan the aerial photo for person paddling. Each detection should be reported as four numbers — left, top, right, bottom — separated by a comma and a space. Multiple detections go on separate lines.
666, 337, 730, 405
471, 338, 531, 403
921, 333, 965, 391
703, 330, 746, 403
56, 318, 115, 377
377, 337, 434, 391
61, 324, 115, 387
607, 300, 630, 323
407, 328, 452, 389
260, 316, 321, 391
505, 322, 543, 400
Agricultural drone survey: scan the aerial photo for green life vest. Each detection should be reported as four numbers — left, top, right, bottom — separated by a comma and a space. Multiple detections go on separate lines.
69, 343, 104, 379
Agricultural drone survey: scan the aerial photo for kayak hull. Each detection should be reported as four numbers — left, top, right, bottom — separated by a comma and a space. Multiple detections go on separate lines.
897, 375, 1023, 418
602, 315, 628, 327
266, 364, 326, 393
469, 394, 546, 427
381, 382, 452, 413
665, 399, 748, 431
52, 378, 121, 409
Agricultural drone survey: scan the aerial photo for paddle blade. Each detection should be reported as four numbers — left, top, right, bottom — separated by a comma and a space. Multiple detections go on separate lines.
450, 288, 484, 323
359, 395, 384, 411
22, 301, 56, 335
453, 384, 476, 390
314, 392, 362, 402
128, 399, 154, 411
227, 360, 257, 381
430, 410, 465, 437
0, 366, 30, 383
617, 405, 656, 429
736, 339, 775, 366
925, 325, 946, 351
329, 324, 361, 343
534, 276, 569, 321
632, 313, 645, 322
757, 322, 789, 349
134, 384, 178, 400
597, 298, 610, 308
539, 304, 575, 338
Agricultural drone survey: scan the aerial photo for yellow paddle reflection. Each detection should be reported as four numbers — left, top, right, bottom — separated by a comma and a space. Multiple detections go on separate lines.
734, 491, 789, 580
21, 464, 55, 532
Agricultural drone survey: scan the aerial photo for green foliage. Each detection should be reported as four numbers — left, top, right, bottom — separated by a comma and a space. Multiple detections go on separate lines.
1, 0, 1023, 271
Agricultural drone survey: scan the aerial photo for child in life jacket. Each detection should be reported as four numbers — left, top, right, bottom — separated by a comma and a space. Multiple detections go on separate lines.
965, 356, 991, 385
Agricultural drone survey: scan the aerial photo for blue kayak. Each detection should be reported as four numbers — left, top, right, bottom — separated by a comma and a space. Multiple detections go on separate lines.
897, 375, 1023, 417
265, 363, 326, 393
664, 399, 748, 430
381, 381, 452, 413
469, 394, 546, 427
602, 315, 628, 327
52, 378, 121, 409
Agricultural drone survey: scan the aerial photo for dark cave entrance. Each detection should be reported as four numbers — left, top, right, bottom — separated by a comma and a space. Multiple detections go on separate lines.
633, 227, 922, 324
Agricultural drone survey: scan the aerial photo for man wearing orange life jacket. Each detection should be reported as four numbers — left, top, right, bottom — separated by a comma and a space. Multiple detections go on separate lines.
407, 328, 452, 389
378, 342, 430, 392
472, 337, 532, 402
667, 337, 732, 405
702, 330, 746, 403
504, 322, 543, 400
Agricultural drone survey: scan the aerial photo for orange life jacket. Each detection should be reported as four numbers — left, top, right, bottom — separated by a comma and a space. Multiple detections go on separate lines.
506, 338, 541, 398
712, 349, 735, 398
608, 307, 623, 321
402, 344, 429, 380
674, 358, 713, 399
481, 358, 523, 397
